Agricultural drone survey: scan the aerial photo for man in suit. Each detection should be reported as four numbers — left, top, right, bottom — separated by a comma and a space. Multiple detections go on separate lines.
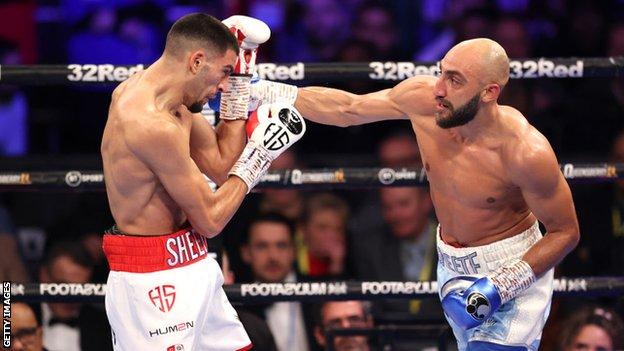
240, 212, 316, 351
350, 187, 443, 321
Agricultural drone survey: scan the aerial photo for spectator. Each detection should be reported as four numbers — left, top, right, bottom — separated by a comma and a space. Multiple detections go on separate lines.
240, 213, 316, 351
558, 306, 624, 351
350, 130, 421, 238
377, 131, 422, 168
9, 303, 45, 351
314, 301, 374, 351
351, 3, 404, 60
298, 193, 350, 278
38, 242, 111, 351
350, 187, 442, 321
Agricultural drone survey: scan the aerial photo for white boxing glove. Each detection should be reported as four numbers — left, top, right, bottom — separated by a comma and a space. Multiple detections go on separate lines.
222, 15, 270, 75
229, 103, 306, 192
220, 15, 271, 121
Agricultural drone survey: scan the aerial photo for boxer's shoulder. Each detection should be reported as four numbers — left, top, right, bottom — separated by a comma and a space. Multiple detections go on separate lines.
390, 75, 438, 116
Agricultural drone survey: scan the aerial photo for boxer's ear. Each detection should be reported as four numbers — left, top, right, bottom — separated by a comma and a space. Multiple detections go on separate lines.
189, 51, 205, 74
482, 83, 501, 103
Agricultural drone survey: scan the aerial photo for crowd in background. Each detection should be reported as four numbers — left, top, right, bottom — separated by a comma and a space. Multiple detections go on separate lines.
2, 0, 624, 350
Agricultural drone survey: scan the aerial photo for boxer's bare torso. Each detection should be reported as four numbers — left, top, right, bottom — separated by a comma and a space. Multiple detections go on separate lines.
102, 71, 193, 235
407, 77, 538, 245
297, 75, 574, 257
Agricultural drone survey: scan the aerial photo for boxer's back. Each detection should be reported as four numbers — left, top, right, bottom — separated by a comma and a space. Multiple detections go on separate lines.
102, 72, 186, 235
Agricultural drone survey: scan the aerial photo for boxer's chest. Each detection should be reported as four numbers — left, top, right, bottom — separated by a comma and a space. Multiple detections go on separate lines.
417, 129, 519, 209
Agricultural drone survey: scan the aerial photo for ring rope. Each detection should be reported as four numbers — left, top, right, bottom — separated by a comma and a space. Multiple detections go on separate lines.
8, 277, 624, 303
0, 163, 619, 191
0, 57, 622, 85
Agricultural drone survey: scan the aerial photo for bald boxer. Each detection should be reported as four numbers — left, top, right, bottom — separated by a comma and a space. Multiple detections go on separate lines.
243, 38, 579, 350
101, 13, 304, 350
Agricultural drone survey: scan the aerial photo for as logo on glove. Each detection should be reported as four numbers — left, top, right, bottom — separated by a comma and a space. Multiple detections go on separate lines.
466, 292, 491, 320
263, 107, 304, 150
246, 103, 305, 151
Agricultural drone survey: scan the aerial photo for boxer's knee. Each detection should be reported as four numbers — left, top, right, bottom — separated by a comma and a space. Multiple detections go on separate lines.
467, 341, 528, 351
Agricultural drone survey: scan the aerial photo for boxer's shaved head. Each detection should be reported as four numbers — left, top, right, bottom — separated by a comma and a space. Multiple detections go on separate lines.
164, 13, 238, 58
446, 38, 510, 88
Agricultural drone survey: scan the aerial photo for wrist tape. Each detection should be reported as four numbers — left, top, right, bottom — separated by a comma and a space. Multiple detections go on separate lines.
220, 75, 252, 120
228, 139, 271, 193
489, 260, 536, 304
251, 79, 298, 106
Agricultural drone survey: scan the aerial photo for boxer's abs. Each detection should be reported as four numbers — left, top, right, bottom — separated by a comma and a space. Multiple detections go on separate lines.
102, 142, 188, 235
438, 206, 537, 247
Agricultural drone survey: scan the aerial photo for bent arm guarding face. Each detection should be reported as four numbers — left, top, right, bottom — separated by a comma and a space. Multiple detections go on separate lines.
190, 114, 246, 185
130, 118, 248, 238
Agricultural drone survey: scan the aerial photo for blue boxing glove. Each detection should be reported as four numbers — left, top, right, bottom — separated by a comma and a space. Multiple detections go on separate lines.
441, 260, 536, 329
208, 92, 223, 112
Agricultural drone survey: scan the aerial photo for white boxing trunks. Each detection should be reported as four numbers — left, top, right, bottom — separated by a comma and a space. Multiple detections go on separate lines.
436, 221, 554, 351
103, 228, 252, 351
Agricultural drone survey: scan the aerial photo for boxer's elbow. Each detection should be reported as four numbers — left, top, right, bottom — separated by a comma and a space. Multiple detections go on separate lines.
195, 219, 223, 239
562, 223, 580, 254
192, 212, 227, 238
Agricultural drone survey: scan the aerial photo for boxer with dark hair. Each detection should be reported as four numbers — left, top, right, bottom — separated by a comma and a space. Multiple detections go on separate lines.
101, 13, 304, 350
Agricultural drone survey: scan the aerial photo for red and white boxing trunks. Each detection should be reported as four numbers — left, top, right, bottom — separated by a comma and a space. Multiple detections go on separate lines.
103, 228, 252, 351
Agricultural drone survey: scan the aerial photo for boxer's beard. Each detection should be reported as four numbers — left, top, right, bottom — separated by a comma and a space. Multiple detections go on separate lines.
435, 93, 480, 129
188, 102, 203, 114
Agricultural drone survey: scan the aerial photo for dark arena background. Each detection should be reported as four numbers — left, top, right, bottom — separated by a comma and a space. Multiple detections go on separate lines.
1, 1, 624, 350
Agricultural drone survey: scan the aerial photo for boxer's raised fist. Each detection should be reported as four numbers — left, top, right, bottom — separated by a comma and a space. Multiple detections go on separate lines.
229, 103, 306, 192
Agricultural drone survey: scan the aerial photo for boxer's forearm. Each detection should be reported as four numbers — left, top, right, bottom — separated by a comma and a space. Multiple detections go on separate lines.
190, 118, 246, 184
521, 226, 579, 277
191, 176, 248, 237
296, 87, 406, 127
295, 87, 359, 127
214, 119, 247, 170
